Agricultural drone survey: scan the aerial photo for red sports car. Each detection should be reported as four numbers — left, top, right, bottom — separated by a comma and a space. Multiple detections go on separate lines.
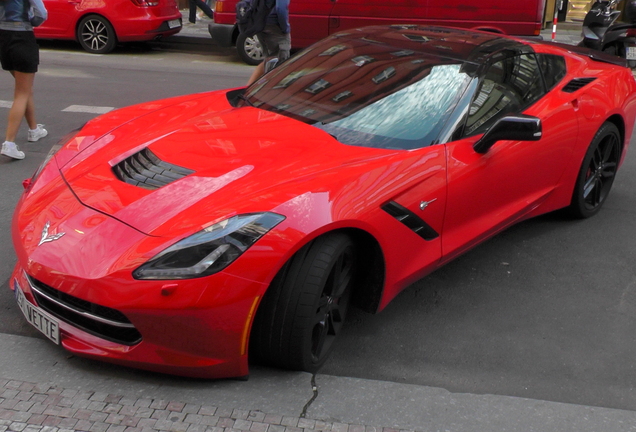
34, 0, 182, 54
10, 26, 636, 379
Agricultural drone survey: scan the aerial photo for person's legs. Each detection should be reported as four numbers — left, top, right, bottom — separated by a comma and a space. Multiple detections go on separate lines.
5, 71, 35, 143
188, 0, 197, 23
195, 0, 214, 19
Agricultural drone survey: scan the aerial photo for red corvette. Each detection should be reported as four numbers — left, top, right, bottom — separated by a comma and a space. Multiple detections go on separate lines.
34, 0, 182, 54
10, 26, 636, 379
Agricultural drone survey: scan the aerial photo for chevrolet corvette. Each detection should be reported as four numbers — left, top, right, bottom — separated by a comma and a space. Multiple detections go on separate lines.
10, 26, 636, 379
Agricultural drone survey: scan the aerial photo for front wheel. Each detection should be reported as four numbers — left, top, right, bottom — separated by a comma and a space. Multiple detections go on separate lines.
568, 122, 621, 218
77, 15, 117, 54
250, 233, 357, 372
236, 32, 264, 65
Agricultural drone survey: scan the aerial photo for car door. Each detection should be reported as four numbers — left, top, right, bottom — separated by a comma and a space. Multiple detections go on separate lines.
441, 51, 578, 262
35, 0, 77, 38
289, 0, 335, 48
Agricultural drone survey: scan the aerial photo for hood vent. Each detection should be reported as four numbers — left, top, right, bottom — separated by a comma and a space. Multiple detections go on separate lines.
562, 77, 596, 93
112, 148, 194, 190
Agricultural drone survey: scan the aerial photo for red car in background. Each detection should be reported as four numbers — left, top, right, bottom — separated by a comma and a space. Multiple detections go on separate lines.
34, 0, 182, 54
210, 0, 547, 64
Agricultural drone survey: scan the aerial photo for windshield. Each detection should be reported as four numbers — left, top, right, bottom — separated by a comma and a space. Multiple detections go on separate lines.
242, 37, 472, 150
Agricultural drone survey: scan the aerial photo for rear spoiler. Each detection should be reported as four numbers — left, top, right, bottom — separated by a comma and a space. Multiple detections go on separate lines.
552, 42, 629, 68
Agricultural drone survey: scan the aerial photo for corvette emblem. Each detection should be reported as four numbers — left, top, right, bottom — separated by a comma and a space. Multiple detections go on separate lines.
38, 221, 65, 246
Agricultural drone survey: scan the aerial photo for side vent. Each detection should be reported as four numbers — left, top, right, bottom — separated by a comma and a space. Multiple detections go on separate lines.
562, 77, 596, 93
113, 148, 194, 190
381, 201, 439, 241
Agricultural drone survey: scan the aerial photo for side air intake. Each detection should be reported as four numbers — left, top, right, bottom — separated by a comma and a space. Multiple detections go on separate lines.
113, 148, 194, 190
382, 201, 439, 241
562, 77, 596, 93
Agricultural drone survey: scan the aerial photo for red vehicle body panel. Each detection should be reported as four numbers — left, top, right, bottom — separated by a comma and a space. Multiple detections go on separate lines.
34, 0, 182, 43
213, 0, 546, 49
9, 27, 636, 378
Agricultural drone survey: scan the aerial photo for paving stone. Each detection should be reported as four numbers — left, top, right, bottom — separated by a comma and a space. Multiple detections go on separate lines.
9, 422, 28, 431
132, 408, 152, 419
133, 400, 152, 409
263, 415, 282, 425
280, 417, 298, 428
250, 421, 269, 432
198, 406, 217, 416
247, 412, 265, 422
167, 402, 185, 412
268, 425, 286, 432
89, 421, 110, 432
297, 419, 315, 430
232, 409, 250, 420
234, 419, 252, 430
148, 400, 168, 410
332, 423, 348, 432
89, 394, 108, 403
182, 404, 200, 415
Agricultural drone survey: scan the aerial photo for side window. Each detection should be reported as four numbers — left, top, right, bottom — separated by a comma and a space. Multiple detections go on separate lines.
464, 54, 545, 137
536, 54, 567, 91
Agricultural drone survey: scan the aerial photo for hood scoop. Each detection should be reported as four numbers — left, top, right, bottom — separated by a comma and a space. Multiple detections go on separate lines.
112, 148, 194, 190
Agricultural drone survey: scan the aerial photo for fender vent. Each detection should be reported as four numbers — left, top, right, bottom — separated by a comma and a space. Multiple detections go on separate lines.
113, 148, 194, 190
562, 77, 597, 93
382, 201, 439, 241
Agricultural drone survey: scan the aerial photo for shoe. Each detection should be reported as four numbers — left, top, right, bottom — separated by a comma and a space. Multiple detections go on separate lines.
27, 124, 48, 142
1, 141, 25, 160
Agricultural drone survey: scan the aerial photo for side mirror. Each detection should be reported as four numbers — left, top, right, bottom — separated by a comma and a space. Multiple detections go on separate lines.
473, 115, 542, 154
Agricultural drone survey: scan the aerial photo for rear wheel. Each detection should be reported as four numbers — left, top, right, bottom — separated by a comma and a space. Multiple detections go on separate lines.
250, 233, 357, 372
568, 122, 621, 218
236, 32, 264, 65
77, 15, 116, 54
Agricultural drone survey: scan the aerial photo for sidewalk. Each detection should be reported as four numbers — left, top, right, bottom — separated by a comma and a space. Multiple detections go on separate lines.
2, 333, 636, 432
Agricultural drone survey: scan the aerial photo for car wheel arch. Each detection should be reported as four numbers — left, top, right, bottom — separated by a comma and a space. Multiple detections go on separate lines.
247, 227, 385, 371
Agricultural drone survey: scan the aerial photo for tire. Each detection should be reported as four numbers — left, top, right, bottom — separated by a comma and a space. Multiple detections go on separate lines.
250, 233, 357, 372
568, 122, 621, 218
236, 32, 264, 66
77, 15, 117, 54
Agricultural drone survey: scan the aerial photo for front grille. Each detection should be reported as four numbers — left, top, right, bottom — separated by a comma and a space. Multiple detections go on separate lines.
112, 148, 194, 190
562, 77, 596, 93
27, 275, 142, 345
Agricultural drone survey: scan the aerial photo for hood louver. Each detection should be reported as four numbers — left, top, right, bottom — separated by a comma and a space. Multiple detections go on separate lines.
112, 148, 194, 190
562, 77, 597, 93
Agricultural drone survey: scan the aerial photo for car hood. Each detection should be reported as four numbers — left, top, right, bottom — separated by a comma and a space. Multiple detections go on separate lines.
56, 91, 395, 237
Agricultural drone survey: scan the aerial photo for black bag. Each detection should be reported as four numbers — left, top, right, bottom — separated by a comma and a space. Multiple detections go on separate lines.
236, 0, 274, 37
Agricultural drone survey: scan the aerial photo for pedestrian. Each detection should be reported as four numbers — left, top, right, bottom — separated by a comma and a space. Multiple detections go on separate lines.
0, 0, 48, 160
188, 0, 214, 24
246, 0, 290, 85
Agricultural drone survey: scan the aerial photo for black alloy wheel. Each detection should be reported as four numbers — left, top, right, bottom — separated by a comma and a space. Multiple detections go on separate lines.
77, 15, 117, 54
250, 233, 357, 372
569, 122, 621, 218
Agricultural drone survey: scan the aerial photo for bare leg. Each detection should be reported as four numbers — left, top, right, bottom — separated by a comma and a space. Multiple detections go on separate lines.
5, 71, 36, 143
247, 61, 265, 86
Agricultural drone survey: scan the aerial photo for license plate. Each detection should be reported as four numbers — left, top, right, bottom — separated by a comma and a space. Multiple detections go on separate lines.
627, 46, 636, 60
15, 285, 60, 345
168, 19, 180, 29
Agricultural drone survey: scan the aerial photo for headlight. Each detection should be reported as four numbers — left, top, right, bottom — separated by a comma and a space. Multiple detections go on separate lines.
133, 212, 285, 280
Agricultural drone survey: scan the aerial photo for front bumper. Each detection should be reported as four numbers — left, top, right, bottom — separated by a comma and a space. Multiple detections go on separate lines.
10, 261, 266, 378
208, 22, 235, 47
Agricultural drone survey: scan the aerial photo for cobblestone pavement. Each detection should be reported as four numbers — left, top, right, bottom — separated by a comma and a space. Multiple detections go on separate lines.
0, 379, 403, 432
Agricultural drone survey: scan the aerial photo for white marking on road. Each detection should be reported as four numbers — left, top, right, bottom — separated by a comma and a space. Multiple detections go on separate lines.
0, 100, 12, 108
62, 105, 115, 114
38, 68, 96, 78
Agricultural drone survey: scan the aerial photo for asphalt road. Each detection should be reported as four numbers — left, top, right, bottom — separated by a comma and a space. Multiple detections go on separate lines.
1, 41, 636, 414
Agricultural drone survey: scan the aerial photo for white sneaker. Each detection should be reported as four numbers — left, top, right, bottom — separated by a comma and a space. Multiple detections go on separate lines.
1, 141, 25, 160
27, 124, 48, 142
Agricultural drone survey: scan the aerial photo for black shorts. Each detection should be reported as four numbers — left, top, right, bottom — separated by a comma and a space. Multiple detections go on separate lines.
0, 29, 39, 73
